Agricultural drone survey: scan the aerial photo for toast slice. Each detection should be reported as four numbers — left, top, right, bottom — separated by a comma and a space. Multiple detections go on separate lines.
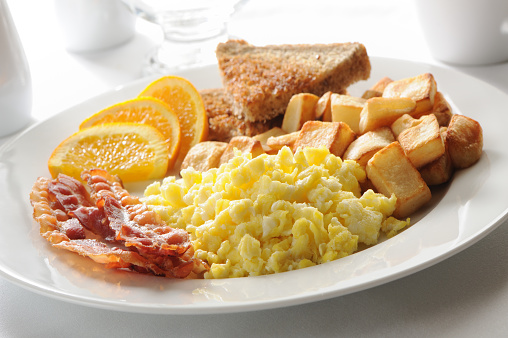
200, 88, 282, 142
216, 40, 371, 122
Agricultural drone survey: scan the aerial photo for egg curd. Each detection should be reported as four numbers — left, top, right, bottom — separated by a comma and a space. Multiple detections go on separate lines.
142, 146, 409, 279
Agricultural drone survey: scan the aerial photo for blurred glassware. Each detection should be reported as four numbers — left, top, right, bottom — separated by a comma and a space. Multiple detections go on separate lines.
54, 0, 136, 53
0, 0, 32, 137
123, 0, 248, 74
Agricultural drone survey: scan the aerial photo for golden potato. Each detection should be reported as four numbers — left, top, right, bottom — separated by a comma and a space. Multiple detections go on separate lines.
343, 127, 395, 167
359, 97, 416, 134
412, 91, 453, 127
281, 93, 319, 133
361, 90, 381, 100
266, 131, 300, 152
315, 91, 332, 121
293, 121, 356, 158
330, 94, 366, 134
181, 141, 228, 172
445, 114, 483, 169
419, 153, 454, 187
362, 76, 394, 99
220, 136, 265, 164
383, 73, 437, 115
253, 127, 287, 145
366, 142, 431, 219
371, 76, 394, 92
431, 91, 453, 126
398, 114, 445, 168
391, 114, 418, 139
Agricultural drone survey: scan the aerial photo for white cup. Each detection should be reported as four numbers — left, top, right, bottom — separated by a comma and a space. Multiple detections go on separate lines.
415, 0, 508, 65
54, 0, 136, 53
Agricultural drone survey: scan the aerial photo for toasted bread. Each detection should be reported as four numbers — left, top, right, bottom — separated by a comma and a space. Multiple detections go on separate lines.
216, 40, 371, 122
200, 88, 281, 142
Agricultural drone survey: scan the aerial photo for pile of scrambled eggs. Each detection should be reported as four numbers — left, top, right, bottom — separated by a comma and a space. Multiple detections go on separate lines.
142, 147, 409, 279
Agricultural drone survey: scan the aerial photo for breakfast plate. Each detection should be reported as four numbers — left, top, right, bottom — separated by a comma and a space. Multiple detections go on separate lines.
1, 57, 508, 315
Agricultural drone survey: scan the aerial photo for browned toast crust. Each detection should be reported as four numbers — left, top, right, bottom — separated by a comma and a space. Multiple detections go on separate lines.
201, 88, 282, 142
216, 40, 371, 122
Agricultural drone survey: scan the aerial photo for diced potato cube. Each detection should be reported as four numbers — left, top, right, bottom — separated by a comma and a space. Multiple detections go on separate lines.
413, 91, 453, 127
281, 93, 319, 133
266, 131, 300, 152
293, 121, 356, 158
330, 94, 366, 134
398, 114, 445, 168
343, 127, 395, 167
419, 152, 453, 186
362, 76, 394, 99
220, 136, 265, 164
315, 91, 332, 121
419, 128, 454, 185
361, 90, 382, 100
431, 92, 453, 126
366, 142, 432, 218
382, 73, 437, 115
253, 127, 286, 145
359, 97, 416, 134
445, 114, 483, 169
391, 114, 418, 138
181, 141, 228, 172
371, 76, 394, 92
360, 178, 377, 194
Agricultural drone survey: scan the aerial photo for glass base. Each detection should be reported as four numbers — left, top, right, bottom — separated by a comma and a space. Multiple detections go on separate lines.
142, 33, 229, 76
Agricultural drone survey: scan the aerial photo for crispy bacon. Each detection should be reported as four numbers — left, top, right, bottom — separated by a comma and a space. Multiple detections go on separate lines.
47, 174, 93, 211
83, 169, 193, 256
54, 239, 170, 275
29, 169, 208, 278
59, 218, 86, 240
70, 206, 115, 241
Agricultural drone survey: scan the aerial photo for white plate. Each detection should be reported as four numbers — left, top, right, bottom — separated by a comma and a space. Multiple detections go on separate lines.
1, 57, 507, 315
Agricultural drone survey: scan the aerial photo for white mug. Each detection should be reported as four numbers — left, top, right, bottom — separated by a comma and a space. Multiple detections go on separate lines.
54, 0, 136, 53
415, 0, 508, 65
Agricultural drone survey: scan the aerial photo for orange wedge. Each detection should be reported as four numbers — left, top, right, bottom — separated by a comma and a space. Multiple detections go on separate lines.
48, 123, 169, 182
79, 97, 181, 170
138, 76, 208, 164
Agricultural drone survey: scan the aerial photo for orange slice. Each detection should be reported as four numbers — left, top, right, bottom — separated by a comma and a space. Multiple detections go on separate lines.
138, 76, 208, 164
48, 123, 169, 182
79, 97, 181, 170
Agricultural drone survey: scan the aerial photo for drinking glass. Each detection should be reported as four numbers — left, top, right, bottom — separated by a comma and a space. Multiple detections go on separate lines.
123, 0, 248, 75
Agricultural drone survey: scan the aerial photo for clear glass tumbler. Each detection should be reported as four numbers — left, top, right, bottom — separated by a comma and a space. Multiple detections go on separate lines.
124, 0, 247, 75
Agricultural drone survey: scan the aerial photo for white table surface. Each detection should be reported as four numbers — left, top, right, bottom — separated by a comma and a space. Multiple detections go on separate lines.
2, 0, 508, 337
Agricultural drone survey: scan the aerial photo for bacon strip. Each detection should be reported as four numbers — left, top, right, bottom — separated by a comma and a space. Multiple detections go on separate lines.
30, 169, 208, 278
70, 206, 115, 241
53, 239, 171, 276
83, 169, 193, 256
47, 174, 93, 211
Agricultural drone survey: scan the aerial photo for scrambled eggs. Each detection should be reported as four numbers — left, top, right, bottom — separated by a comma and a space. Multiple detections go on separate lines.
142, 147, 409, 278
